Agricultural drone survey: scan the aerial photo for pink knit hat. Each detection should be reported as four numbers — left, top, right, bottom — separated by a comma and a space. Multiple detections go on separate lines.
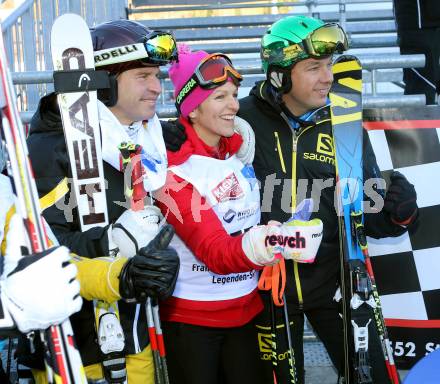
168, 44, 215, 117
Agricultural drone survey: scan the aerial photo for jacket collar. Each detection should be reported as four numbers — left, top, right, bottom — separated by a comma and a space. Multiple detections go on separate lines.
166, 117, 243, 167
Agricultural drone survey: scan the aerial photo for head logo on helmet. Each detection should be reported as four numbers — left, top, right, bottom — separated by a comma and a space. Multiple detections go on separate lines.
90, 20, 178, 107
261, 15, 348, 94
270, 71, 284, 89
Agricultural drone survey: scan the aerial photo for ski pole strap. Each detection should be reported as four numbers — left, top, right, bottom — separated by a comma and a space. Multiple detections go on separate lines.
53, 69, 112, 93
258, 258, 286, 306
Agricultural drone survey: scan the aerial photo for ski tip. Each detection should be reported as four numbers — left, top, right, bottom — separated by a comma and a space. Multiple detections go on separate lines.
333, 54, 361, 65
333, 54, 361, 71
50, 13, 93, 65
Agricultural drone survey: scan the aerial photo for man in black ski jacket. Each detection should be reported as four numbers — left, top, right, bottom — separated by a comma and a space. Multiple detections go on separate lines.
237, 15, 418, 384
23, 20, 180, 384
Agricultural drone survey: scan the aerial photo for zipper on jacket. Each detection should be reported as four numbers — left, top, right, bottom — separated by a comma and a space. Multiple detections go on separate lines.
280, 114, 315, 311
274, 131, 286, 173
290, 130, 304, 309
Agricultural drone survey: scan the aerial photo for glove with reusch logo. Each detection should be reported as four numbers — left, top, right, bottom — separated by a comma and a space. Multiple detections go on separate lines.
241, 218, 323, 266
281, 198, 323, 262
278, 218, 323, 262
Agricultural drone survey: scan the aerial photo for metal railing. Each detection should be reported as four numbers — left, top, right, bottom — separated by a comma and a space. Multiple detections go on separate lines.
14, 52, 426, 123
4, 0, 427, 122
1, 0, 127, 112
123, 1, 429, 116
129, 0, 392, 15
140, 9, 395, 30
138, 1, 397, 47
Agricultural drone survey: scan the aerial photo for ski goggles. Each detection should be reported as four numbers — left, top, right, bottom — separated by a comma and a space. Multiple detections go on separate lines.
263, 23, 348, 67
94, 31, 178, 67
175, 53, 242, 108
303, 23, 348, 57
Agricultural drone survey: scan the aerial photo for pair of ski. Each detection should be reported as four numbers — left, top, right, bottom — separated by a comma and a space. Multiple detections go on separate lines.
330, 55, 399, 384
0, 17, 87, 384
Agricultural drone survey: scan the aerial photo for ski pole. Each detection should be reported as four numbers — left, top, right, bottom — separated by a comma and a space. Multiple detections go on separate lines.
352, 211, 400, 384
258, 259, 297, 383
146, 297, 164, 384
259, 265, 280, 382
6, 337, 12, 380
120, 143, 169, 383
270, 295, 279, 382
152, 300, 170, 384
282, 293, 297, 384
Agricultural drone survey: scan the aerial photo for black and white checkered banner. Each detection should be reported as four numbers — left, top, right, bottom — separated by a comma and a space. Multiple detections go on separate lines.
364, 106, 440, 369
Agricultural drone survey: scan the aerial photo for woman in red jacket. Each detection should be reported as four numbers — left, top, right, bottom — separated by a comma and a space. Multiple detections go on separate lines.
155, 45, 323, 384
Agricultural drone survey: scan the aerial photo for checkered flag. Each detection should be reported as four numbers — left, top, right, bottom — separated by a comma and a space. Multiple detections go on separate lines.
364, 106, 440, 369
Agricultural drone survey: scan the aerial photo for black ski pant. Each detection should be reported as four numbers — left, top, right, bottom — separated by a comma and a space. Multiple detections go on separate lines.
162, 320, 266, 384
255, 292, 391, 384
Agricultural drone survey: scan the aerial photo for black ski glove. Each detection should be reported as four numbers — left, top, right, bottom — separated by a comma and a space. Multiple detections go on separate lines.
161, 119, 187, 152
119, 224, 180, 302
384, 171, 418, 226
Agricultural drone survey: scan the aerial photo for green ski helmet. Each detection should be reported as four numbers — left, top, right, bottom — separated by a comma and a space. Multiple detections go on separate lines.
261, 15, 348, 93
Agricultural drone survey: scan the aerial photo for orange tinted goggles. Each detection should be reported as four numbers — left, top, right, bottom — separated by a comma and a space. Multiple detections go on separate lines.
194, 53, 242, 88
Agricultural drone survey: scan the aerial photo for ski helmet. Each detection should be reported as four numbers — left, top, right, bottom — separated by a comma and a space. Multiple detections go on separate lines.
261, 15, 348, 93
92, 20, 178, 73
91, 20, 178, 106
